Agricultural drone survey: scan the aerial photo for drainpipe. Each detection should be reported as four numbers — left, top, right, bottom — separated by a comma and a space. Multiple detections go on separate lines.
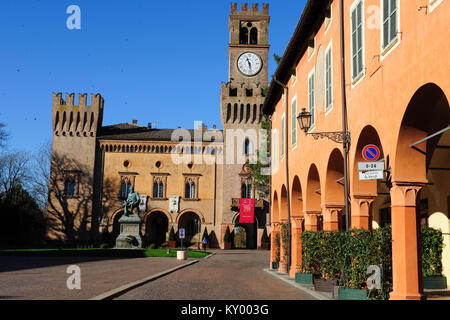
340, 0, 351, 230
273, 77, 291, 272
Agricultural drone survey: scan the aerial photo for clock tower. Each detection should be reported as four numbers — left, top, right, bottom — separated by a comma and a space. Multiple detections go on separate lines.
219, 3, 270, 248
221, 2, 270, 128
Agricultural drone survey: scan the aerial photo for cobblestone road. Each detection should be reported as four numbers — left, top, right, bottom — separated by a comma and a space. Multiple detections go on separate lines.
116, 250, 317, 300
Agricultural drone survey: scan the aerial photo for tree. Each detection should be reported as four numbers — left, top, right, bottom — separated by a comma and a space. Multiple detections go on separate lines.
223, 226, 232, 243
0, 151, 30, 197
273, 53, 282, 65
202, 227, 209, 242
0, 185, 47, 247
0, 122, 9, 150
29, 140, 52, 211
246, 119, 271, 198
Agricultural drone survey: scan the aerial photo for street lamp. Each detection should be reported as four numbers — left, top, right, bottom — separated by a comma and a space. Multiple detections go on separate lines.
297, 108, 351, 144
297, 108, 351, 231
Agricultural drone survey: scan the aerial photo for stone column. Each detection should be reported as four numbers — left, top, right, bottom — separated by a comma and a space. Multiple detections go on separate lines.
322, 204, 344, 231
289, 217, 304, 278
389, 182, 425, 300
351, 194, 377, 230
278, 219, 288, 274
305, 211, 321, 231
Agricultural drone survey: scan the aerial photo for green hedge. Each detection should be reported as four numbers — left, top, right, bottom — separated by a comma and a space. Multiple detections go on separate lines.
301, 226, 443, 300
301, 226, 393, 299
421, 227, 444, 277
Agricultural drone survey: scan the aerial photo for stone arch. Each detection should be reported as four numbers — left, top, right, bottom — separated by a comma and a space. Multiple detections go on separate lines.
176, 208, 205, 224
272, 190, 279, 223
291, 175, 303, 217
280, 184, 288, 221
305, 163, 322, 231
393, 83, 450, 181
143, 208, 173, 224
324, 148, 346, 230
389, 83, 450, 299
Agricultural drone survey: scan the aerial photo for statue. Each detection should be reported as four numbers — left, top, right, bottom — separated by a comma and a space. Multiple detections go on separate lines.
123, 186, 140, 217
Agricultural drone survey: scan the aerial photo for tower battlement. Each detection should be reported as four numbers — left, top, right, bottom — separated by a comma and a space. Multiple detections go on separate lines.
52, 92, 104, 137
230, 3, 269, 15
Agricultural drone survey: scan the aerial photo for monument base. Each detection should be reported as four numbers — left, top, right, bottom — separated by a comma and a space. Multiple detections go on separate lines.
115, 214, 142, 249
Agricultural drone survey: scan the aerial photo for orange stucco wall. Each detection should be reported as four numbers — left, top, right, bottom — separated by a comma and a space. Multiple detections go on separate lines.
269, 0, 450, 299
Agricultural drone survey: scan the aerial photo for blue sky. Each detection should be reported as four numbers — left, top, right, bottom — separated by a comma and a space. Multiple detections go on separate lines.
0, 0, 307, 154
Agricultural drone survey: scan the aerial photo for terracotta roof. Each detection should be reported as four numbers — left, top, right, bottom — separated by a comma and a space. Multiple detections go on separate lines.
263, 0, 329, 115
98, 123, 223, 142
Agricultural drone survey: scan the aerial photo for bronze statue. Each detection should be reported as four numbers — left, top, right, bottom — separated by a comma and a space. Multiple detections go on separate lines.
123, 186, 140, 217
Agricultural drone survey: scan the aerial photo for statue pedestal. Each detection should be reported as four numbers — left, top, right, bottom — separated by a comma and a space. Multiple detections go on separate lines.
115, 214, 142, 249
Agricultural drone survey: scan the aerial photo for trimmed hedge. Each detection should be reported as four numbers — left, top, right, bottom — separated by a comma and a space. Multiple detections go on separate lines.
301, 226, 393, 300
301, 226, 443, 300
421, 227, 444, 277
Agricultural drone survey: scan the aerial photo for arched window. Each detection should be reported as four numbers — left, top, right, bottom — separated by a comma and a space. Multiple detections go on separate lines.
65, 179, 77, 196
185, 183, 191, 199
153, 182, 164, 198
246, 182, 252, 198
241, 183, 247, 199
240, 27, 249, 44
250, 28, 258, 45
121, 182, 132, 198
244, 139, 251, 155
185, 182, 196, 199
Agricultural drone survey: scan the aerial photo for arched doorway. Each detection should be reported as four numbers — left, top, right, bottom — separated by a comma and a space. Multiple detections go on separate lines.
233, 214, 258, 249
234, 226, 247, 248
178, 211, 201, 247
145, 211, 169, 248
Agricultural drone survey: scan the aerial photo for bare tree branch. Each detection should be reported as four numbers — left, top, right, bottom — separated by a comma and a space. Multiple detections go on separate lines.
0, 151, 30, 196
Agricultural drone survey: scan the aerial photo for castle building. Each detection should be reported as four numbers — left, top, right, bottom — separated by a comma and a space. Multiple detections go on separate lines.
46, 3, 271, 249
263, 0, 449, 299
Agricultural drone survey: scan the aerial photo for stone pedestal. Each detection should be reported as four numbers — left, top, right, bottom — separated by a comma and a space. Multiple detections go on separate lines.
115, 214, 143, 248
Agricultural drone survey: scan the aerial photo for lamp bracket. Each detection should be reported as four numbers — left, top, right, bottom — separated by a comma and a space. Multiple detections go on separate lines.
308, 131, 351, 144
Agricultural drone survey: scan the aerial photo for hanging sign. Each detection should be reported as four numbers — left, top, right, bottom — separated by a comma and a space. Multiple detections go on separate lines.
362, 145, 381, 162
239, 198, 255, 224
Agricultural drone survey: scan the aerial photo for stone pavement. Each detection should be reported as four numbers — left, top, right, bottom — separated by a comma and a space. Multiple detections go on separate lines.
0, 255, 193, 300
116, 250, 318, 300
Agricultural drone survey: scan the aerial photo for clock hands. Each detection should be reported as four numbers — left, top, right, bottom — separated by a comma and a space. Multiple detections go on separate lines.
246, 58, 252, 71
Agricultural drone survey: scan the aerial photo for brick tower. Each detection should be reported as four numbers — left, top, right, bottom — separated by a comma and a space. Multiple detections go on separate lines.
219, 3, 270, 248
47, 93, 104, 243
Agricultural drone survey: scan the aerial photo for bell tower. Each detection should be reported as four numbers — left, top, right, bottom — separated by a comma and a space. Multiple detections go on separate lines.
221, 3, 270, 128
219, 3, 270, 248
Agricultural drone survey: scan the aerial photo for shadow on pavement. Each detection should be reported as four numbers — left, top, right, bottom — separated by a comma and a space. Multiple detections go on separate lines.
0, 255, 145, 273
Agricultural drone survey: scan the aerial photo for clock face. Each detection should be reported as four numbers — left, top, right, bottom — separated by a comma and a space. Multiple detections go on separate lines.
237, 52, 262, 76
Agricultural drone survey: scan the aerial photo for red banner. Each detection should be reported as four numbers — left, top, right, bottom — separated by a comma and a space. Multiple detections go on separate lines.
239, 198, 254, 224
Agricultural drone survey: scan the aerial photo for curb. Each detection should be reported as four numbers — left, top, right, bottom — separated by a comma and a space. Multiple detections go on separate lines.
263, 269, 331, 301
89, 260, 199, 300
204, 252, 216, 259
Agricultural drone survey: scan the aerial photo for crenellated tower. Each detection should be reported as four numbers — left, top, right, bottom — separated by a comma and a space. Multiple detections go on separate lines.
48, 93, 104, 243
219, 3, 270, 247
221, 3, 270, 128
